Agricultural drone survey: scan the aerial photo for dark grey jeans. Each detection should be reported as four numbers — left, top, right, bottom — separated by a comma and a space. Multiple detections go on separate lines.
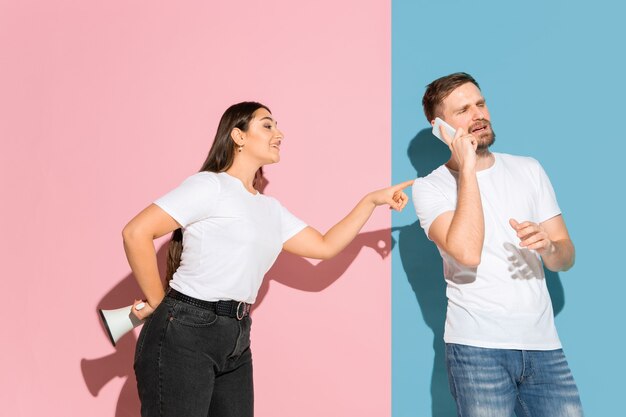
134, 295, 253, 417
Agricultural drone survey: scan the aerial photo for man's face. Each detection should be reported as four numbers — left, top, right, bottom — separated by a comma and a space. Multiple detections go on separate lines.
438, 82, 495, 150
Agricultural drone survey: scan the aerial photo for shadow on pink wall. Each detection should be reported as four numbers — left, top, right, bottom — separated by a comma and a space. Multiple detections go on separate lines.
80, 172, 394, 416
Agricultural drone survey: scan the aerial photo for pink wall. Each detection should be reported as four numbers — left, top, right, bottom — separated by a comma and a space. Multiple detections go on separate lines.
0, 2, 390, 416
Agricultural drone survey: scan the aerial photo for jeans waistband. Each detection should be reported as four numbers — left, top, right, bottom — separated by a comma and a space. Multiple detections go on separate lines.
166, 288, 250, 320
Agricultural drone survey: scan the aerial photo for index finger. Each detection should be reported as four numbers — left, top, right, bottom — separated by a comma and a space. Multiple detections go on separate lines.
514, 221, 536, 230
452, 127, 466, 141
444, 127, 466, 149
393, 179, 416, 191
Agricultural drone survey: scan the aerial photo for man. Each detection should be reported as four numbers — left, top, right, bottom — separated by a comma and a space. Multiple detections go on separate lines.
412, 72, 583, 417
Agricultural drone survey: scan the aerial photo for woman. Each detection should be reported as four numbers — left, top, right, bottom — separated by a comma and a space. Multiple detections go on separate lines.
123, 101, 411, 417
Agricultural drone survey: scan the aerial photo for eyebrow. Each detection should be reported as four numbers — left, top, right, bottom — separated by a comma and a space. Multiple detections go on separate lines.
260, 116, 277, 125
453, 98, 486, 113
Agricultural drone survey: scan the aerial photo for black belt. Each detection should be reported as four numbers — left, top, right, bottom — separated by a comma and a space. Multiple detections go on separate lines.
167, 288, 251, 320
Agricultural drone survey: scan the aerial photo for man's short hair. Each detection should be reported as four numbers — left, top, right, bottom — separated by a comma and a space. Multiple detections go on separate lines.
422, 72, 480, 122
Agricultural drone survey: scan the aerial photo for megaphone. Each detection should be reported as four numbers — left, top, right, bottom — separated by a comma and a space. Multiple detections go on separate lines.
98, 303, 145, 347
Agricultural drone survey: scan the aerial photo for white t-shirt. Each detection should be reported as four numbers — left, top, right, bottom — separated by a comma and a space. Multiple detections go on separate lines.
154, 171, 307, 304
412, 153, 562, 350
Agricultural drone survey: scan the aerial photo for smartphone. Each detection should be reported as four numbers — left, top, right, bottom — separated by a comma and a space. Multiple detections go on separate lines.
432, 117, 456, 144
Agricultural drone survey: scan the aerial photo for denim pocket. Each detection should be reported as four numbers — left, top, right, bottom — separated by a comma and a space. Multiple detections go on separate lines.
133, 317, 152, 362
134, 311, 156, 364
170, 303, 219, 328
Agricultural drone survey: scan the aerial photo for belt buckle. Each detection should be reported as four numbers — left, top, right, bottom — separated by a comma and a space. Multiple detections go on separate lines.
236, 301, 248, 320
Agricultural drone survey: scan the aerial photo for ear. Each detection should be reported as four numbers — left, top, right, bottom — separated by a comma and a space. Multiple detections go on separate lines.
430, 119, 436, 127
230, 128, 243, 144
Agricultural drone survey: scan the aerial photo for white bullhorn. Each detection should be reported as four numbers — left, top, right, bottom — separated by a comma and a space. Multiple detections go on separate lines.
98, 302, 145, 346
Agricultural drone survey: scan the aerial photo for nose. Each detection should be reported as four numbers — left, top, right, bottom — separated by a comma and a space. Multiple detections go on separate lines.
471, 106, 485, 120
276, 128, 284, 139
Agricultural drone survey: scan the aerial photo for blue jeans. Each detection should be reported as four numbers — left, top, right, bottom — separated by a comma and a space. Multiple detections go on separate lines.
134, 295, 253, 417
445, 343, 583, 417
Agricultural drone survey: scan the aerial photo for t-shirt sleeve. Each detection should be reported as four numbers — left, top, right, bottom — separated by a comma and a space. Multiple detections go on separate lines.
277, 202, 307, 243
154, 172, 220, 227
412, 177, 456, 238
531, 159, 561, 223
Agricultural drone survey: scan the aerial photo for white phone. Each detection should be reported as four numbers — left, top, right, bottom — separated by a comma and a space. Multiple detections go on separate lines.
432, 117, 456, 144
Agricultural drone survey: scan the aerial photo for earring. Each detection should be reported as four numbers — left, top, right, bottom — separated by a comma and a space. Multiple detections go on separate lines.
238, 144, 244, 153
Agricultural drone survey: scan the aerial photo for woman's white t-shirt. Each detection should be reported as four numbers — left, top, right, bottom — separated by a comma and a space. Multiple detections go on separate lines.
154, 171, 307, 304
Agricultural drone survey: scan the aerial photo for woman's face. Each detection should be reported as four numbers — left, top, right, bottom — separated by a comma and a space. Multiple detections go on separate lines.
241, 108, 284, 165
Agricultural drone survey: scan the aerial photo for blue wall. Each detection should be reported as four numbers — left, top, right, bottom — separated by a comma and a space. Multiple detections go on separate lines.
391, 1, 626, 416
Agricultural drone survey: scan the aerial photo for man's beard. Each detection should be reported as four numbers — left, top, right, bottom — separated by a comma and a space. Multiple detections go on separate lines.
469, 120, 495, 155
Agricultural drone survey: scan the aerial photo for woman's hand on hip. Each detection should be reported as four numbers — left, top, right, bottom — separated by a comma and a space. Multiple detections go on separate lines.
132, 298, 158, 320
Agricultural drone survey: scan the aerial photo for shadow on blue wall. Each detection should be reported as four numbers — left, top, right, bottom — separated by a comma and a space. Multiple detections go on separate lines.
395, 129, 565, 417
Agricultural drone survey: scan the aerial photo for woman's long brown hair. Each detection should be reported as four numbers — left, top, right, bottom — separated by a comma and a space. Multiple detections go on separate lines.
164, 102, 270, 286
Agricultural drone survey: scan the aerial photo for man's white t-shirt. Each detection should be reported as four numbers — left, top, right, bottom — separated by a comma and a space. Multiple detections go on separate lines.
412, 153, 562, 350
155, 171, 307, 304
